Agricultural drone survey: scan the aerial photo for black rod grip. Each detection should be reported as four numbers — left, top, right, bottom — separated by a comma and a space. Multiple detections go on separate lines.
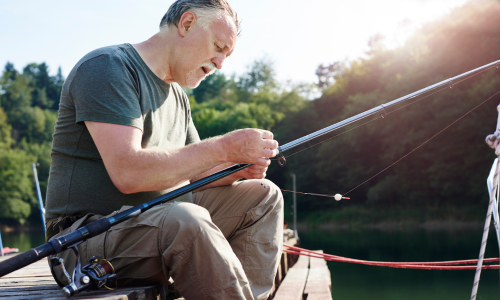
85, 218, 112, 237
0, 242, 55, 277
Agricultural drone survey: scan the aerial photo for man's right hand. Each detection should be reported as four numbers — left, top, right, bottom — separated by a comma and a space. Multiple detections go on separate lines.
221, 128, 279, 167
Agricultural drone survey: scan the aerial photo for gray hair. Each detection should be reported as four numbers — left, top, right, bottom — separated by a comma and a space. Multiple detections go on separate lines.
160, 0, 240, 35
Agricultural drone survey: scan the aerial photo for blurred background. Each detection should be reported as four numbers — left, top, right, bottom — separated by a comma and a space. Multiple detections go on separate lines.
1, 0, 500, 298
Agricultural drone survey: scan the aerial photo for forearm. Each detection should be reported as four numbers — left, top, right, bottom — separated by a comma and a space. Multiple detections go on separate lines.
107, 137, 227, 194
86, 121, 278, 195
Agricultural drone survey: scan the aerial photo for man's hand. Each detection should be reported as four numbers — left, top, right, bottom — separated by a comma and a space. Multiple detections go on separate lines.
233, 163, 270, 180
221, 128, 279, 166
191, 129, 278, 191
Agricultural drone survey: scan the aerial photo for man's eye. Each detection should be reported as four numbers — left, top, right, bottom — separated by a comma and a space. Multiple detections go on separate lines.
215, 44, 222, 52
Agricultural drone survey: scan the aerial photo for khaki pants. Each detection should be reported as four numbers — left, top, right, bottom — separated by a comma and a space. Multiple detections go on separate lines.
48, 179, 284, 300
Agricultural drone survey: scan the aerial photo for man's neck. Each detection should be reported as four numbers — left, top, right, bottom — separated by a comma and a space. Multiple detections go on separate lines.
132, 32, 175, 84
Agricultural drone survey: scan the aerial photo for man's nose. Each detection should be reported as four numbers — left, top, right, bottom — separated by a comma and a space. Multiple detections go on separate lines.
212, 56, 225, 69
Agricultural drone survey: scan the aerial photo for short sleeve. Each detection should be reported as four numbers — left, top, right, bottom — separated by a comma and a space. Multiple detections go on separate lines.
186, 115, 200, 145
70, 53, 144, 130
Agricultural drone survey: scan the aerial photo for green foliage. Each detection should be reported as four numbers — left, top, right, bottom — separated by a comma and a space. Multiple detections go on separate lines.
0, 62, 63, 224
0, 148, 36, 224
0, 62, 62, 145
191, 59, 307, 139
269, 0, 500, 217
0, 108, 14, 150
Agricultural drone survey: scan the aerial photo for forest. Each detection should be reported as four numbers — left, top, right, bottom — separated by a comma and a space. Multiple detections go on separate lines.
0, 0, 499, 226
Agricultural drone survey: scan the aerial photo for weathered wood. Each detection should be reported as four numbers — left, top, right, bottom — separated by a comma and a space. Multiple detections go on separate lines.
303, 250, 332, 300
0, 283, 59, 292
0, 255, 51, 279
0, 253, 174, 299
0, 285, 158, 300
0, 276, 55, 285
0, 283, 159, 300
273, 254, 309, 300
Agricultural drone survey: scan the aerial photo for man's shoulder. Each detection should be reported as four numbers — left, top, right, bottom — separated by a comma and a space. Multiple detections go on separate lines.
70, 44, 133, 76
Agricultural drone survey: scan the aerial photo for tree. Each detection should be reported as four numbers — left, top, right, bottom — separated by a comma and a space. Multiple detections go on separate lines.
0, 62, 62, 224
191, 57, 308, 139
269, 0, 500, 215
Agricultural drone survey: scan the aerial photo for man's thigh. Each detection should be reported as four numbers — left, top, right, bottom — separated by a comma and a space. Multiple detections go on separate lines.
50, 202, 176, 284
192, 179, 281, 240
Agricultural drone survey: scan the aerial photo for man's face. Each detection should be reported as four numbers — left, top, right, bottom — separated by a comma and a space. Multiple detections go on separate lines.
176, 14, 237, 88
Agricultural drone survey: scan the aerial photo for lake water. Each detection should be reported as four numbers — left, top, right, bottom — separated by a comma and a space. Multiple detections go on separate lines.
299, 227, 500, 300
2, 227, 500, 299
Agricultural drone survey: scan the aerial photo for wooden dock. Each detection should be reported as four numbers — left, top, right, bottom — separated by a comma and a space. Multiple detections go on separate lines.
0, 254, 177, 300
272, 249, 332, 300
0, 239, 332, 299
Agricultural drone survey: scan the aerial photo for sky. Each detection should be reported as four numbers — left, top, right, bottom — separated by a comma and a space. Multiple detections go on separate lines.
0, 0, 469, 85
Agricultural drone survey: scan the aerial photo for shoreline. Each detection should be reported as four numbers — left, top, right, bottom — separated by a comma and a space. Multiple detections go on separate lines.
0, 224, 44, 233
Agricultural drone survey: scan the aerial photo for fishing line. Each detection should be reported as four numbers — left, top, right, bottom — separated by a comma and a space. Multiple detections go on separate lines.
276, 65, 496, 161
279, 189, 350, 200
342, 89, 500, 196
276, 65, 498, 198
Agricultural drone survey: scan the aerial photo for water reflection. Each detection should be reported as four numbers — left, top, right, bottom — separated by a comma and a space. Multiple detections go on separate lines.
1, 230, 45, 253
300, 227, 500, 300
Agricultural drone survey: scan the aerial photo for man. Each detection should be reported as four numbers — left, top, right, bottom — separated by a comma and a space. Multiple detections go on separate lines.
44, 1, 283, 299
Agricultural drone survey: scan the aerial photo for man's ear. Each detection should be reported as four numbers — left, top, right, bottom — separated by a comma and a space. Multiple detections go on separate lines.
178, 11, 196, 37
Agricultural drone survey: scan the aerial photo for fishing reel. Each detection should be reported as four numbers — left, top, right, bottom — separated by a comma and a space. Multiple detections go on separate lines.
49, 243, 117, 298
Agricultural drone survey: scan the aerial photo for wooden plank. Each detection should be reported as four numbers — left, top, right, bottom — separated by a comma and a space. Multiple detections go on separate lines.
0, 276, 56, 286
0, 284, 59, 292
0, 285, 158, 300
0, 257, 51, 279
0, 253, 188, 299
303, 250, 332, 300
273, 254, 309, 300
0, 254, 161, 300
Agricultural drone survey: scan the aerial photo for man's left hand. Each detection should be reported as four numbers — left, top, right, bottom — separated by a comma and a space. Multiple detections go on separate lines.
233, 161, 269, 180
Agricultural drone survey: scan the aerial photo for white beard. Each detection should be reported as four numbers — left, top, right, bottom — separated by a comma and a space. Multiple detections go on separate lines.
185, 62, 216, 88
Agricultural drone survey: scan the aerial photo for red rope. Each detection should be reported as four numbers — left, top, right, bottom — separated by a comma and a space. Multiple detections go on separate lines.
283, 245, 500, 270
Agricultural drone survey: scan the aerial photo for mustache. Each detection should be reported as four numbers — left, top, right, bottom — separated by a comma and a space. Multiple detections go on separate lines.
201, 62, 216, 75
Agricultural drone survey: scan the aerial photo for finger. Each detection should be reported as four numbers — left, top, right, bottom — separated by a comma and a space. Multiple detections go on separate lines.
258, 172, 267, 179
247, 166, 268, 174
260, 130, 274, 140
245, 171, 267, 179
248, 164, 267, 171
262, 139, 279, 150
254, 157, 272, 167
260, 148, 278, 158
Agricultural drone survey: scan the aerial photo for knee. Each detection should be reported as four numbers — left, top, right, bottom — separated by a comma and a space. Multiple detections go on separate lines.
248, 179, 284, 211
261, 179, 283, 203
162, 203, 215, 244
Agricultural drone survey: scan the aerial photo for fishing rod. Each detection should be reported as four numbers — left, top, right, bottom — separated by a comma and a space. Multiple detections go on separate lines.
0, 60, 498, 298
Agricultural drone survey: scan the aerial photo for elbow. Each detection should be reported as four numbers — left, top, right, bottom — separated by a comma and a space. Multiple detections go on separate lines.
116, 184, 138, 195
110, 172, 141, 194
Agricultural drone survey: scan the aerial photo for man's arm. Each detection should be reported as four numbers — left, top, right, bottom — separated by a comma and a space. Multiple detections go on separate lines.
85, 121, 278, 194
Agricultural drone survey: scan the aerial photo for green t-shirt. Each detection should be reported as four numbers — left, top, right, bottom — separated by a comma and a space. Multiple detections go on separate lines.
45, 43, 200, 220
